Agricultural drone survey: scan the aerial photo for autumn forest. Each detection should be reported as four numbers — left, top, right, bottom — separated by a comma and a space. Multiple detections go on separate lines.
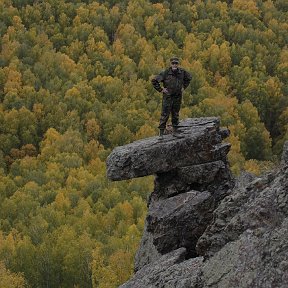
0, 0, 287, 287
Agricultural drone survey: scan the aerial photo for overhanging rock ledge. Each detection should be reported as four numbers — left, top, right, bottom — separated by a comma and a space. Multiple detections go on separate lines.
106, 117, 230, 181
106, 117, 237, 288
107, 122, 288, 288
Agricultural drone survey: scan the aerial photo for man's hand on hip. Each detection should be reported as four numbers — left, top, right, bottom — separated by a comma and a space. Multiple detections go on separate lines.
162, 88, 169, 94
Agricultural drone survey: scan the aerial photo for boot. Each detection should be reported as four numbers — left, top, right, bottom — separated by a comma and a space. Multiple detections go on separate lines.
159, 129, 164, 139
172, 126, 178, 136
172, 126, 184, 138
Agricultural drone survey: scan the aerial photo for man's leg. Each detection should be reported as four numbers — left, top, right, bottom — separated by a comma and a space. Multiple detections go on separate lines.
159, 94, 172, 132
171, 93, 182, 128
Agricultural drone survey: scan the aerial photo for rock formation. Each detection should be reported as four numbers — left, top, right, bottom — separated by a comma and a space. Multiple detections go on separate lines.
106, 117, 288, 288
106, 118, 230, 181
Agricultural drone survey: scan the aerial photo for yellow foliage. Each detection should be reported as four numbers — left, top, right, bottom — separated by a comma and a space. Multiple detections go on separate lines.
0, 231, 19, 262
108, 124, 133, 147
214, 72, 230, 93
41, 128, 61, 150
233, 0, 260, 17
1, 33, 20, 63
135, 124, 156, 140
243, 159, 260, 175
12, 16, 24, 31
0, 262, 26, 288
66, 167, 95, 190
145, 16, 158, 38
86, 119, 101, 141
183, 33, 202, 61
92, 246, 118, 288
54, 192, 70, 211
0, 1, 286, 287
32, 103, 44, 119
65, 86, 81, 99
200, 94, 238, 125
108, 250, 133, 285
226, 124, 246, 175
87, 157, 106, 176
112, 39, 124, 56
4, 66, 22, 94
244, 159, 276, 176
45, 162, 65, 186
84, 140, 104, 161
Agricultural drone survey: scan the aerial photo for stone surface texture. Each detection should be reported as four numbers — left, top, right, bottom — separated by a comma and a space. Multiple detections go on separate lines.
106, 119, 288, 288
281, 140, 288, 165
119, 248, 203, 288
106, 117, 230, 180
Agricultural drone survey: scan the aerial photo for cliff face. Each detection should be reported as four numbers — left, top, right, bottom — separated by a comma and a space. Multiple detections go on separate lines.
106, 117, 288, 288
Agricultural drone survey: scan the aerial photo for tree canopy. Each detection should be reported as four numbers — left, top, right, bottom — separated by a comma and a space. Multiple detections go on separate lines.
0, 0, 287, 286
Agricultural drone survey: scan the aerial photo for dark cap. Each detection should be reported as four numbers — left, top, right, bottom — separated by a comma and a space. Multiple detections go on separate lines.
170, 57, 180, 63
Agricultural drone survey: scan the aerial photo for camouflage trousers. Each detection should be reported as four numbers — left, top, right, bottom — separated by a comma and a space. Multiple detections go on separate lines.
158, 93, 182, 129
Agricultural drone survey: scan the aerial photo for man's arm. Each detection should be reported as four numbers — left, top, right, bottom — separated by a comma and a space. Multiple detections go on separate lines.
151, 71, 165, 92
183, 70, 192, 90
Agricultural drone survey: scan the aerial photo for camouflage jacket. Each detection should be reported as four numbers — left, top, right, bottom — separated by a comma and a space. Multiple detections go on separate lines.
151, 67, 192, 95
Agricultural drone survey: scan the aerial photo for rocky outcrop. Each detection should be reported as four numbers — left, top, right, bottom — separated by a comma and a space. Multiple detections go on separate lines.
119, 248, 203, 288
107, 117, 234, 282
106, 118, 230, 181
194, 155, 288, 288
117, 136, 288, 287
145, 190, 213, 257
107, 120, 288, 288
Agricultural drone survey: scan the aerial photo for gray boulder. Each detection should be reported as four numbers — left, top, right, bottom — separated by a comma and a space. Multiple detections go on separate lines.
135, 190, 214, 271
196, 168, 279, 258
201, 220, 288, 287
120, 248, 203, 288
151, 160, 233, 201
123, 164, 288, 288
195, 159, 288, 287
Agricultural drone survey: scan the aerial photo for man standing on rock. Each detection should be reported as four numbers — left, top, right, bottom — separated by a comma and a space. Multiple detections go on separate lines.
152, 57, 192, 138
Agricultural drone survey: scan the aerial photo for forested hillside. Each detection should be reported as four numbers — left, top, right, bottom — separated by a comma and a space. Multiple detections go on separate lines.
0, 0, 287, 287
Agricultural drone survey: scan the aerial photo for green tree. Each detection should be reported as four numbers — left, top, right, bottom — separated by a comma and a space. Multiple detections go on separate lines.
0, 261, 26, 288
108, 124, 133, 147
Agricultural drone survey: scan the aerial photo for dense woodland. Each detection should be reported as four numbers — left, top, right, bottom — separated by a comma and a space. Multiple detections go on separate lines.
0, 0, 287, 287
